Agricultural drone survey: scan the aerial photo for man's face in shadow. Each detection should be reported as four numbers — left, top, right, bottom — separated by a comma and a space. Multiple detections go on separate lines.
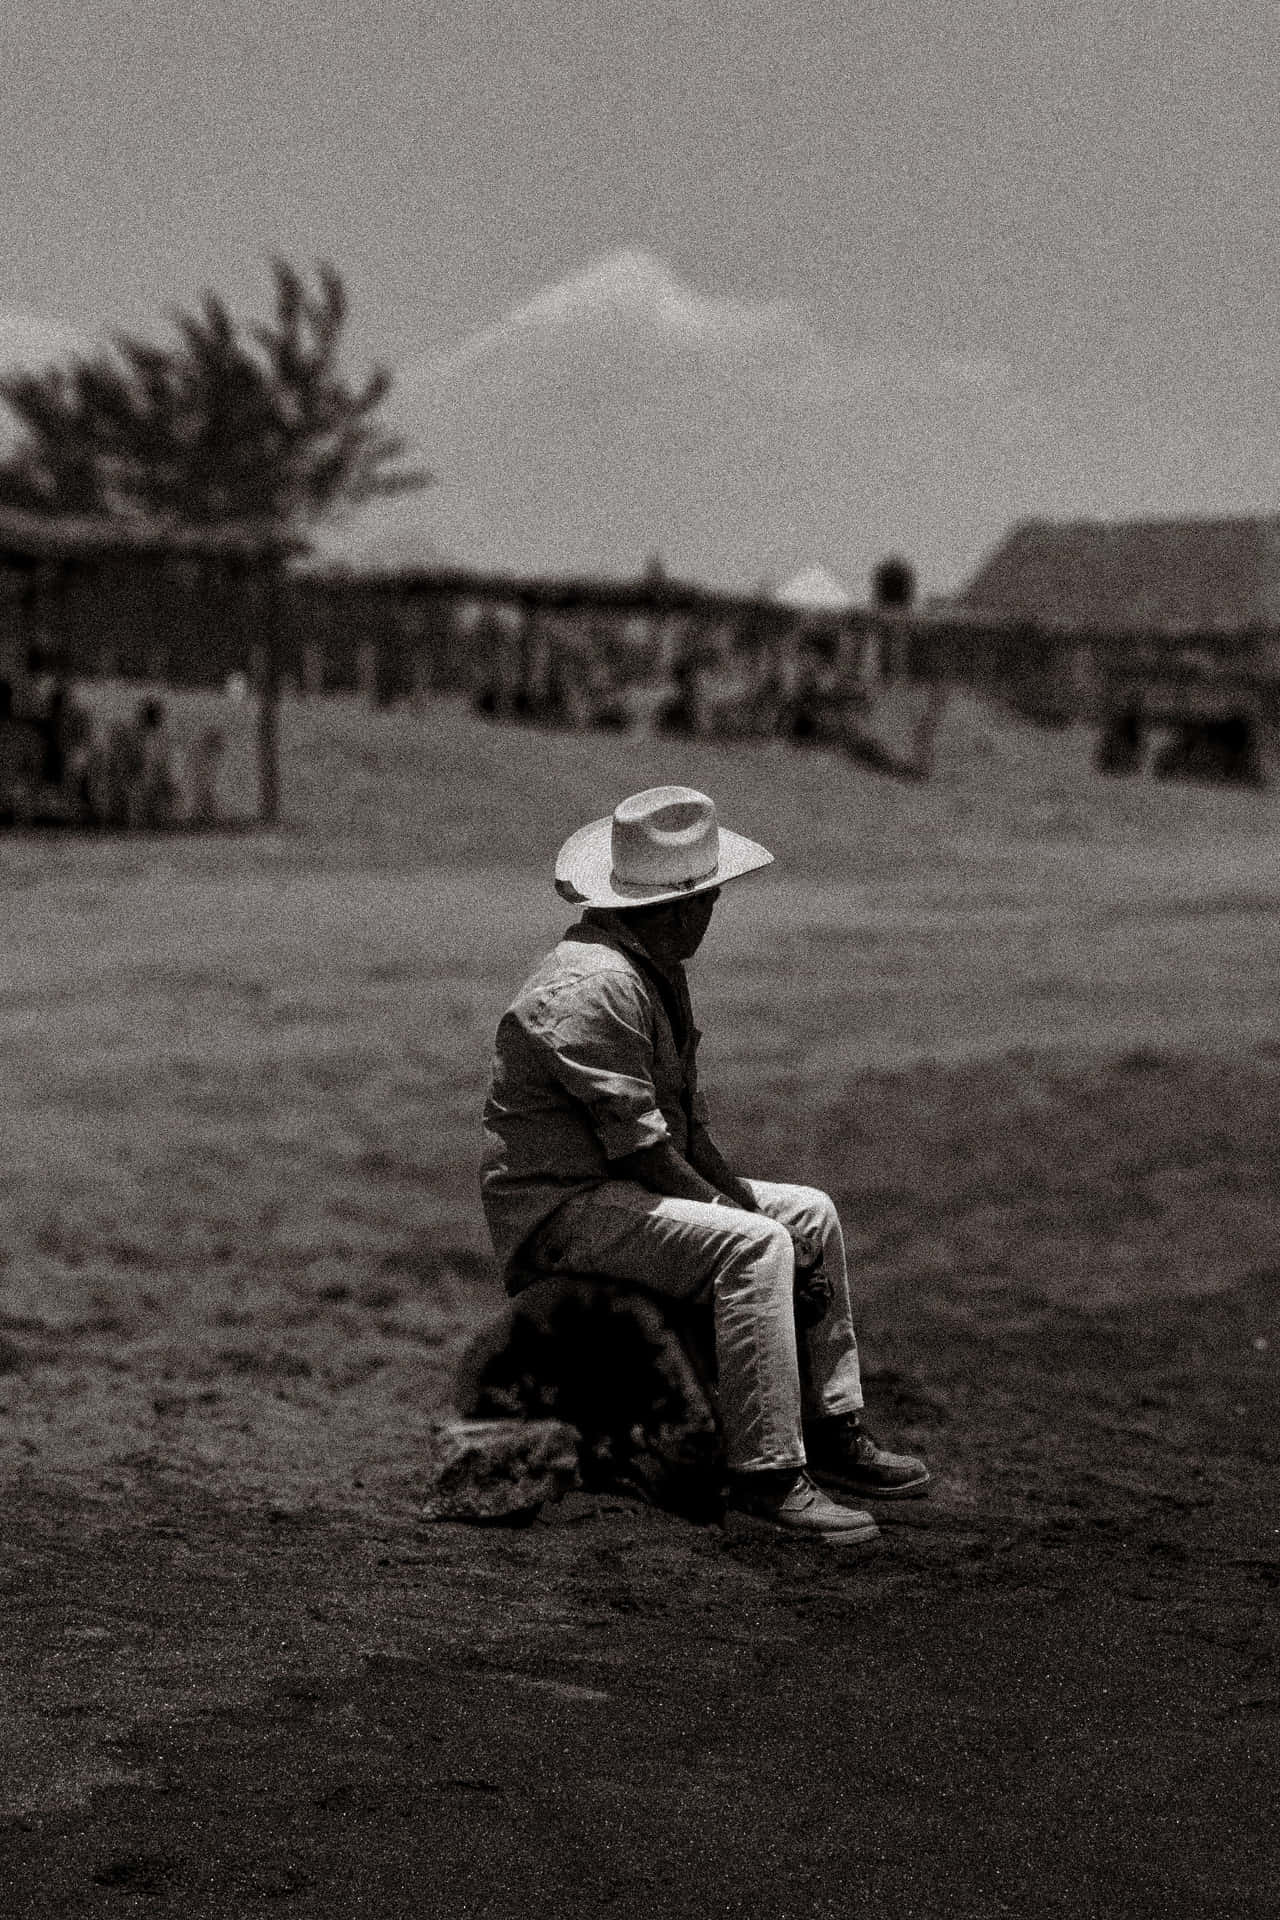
619, 887, 721, 966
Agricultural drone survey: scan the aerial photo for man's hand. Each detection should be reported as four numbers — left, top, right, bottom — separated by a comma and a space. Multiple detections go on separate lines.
612, 1140, 725, 1207
612, 1140, 762, 1214
686, 1129, 759, 1211
790, 1227, 833, 1329
789, 1226, 823, 1271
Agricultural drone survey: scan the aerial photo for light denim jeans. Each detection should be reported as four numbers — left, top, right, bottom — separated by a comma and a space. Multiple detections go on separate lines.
524, 1178, 864, 1473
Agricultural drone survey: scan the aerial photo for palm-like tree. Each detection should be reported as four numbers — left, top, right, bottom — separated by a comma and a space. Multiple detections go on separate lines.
0, 259, 429, 535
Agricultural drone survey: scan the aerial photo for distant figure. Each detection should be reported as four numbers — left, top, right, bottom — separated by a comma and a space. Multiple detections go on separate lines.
135, 697, 178, 827
40, 678, 95, 817
225, 670, 250, 704
1153, 712, 1264, 788
0, 678, 41, 827
99, 697, 177, 829
654, 657, 702, 736
100, 714, 146, 829
182, 724, 226, 826
1095, 701, 1145, 776
786, 657, 826, 743
468, 612, 515, 718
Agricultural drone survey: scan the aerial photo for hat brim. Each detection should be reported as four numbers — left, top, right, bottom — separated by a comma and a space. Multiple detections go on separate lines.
554, 816, 774, 908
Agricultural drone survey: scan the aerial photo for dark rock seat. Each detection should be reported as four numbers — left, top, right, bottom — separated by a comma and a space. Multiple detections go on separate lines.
451, 1272, 722, 1517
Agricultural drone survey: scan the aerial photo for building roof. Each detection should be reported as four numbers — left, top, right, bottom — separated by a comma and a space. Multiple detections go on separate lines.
0, 506, 302, 564
774, 564, 856, 613
958, 515, 1280, 634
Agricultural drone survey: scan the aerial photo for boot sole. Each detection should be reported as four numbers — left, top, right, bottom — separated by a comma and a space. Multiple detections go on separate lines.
726, 1510, 881, 1548
813, 1469, 933, 1502
779, 1521, 881, 1549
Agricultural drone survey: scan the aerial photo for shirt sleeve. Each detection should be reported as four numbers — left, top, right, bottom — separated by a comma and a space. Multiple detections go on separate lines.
533, 970, 670, 1160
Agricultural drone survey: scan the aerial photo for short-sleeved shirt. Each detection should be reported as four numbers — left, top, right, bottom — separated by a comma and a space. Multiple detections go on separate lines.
481, 910, 709, 1289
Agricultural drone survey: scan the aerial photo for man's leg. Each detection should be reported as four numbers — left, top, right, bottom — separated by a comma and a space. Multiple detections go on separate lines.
743, 1178, 931, 1499
740, 1178, 864, 1422
528, 1181, 804, 1473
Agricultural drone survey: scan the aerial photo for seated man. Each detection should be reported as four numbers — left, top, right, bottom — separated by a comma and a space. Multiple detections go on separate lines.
481, 785, 930, 1547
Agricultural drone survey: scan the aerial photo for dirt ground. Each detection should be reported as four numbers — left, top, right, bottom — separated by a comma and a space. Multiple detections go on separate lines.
2, 691, 1279, 1916
2, 1273, 1277, 1919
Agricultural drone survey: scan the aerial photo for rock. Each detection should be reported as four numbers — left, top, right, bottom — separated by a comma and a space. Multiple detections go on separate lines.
421, 1417, 581, 1523
452, 1276, 722, 1517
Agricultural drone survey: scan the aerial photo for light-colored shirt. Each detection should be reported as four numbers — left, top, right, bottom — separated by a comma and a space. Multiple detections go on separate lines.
481, 910, 709, 1288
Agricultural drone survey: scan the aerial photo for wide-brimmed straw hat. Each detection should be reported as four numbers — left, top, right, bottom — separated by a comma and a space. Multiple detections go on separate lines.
554, 786, 774, 908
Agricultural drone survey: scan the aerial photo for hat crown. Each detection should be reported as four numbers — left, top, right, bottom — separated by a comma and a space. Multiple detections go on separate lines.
611, 786, 720, 891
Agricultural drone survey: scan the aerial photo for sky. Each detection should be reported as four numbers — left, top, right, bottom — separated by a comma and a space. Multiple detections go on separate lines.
3, 0, 1279, 593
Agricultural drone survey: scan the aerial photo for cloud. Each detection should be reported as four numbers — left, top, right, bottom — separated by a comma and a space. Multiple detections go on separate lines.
412, 249, 796, 385
841, 349, 1012, 396
352, 252, 1033, 590
405, 250, 1015, 413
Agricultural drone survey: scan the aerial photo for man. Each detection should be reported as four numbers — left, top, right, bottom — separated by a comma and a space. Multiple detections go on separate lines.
481, 786, 930, 1547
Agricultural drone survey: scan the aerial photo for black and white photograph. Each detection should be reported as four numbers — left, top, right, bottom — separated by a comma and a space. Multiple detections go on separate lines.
1, 3, 1278, 1914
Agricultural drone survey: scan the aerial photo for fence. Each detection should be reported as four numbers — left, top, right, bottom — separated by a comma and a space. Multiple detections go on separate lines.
0, 509, 293, 822
7, 510, 1280, 785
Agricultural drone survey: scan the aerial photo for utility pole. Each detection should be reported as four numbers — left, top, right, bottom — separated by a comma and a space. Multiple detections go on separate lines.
256, 557, 284, 826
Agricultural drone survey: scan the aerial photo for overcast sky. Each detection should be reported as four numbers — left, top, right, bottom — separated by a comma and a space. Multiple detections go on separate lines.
4, 0, 1278, 591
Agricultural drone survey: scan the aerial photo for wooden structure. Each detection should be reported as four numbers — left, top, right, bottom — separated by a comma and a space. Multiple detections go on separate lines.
308, 561, 927, 725
958, 514, 1280, 782
0, 507, 299, 824
957, 513, 1280, 636
289, 559, 1101, 779
1093, 638, 1280, 784
9, 498, 1280, 793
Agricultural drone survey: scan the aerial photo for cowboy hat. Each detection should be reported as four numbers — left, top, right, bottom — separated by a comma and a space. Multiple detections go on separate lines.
554, 786, 773, 908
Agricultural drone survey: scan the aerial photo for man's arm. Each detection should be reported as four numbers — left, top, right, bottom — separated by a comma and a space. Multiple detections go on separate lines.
680, 1122, 760, 1211
613, 1128, 760, 1210
611, 1139, 729, 1206
532, 968, 758, 1210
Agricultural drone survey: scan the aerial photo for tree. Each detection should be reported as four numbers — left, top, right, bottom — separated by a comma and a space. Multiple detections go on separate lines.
0, 259, 429, 534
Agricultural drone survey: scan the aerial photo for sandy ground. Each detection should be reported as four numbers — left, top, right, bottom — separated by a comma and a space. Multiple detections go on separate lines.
1, 689, 1278, 1915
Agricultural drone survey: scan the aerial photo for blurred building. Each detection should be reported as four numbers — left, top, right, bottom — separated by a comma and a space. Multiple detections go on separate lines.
0, 507, 294, 820
959, 513, 1280, 651
957, 514, 1280, 779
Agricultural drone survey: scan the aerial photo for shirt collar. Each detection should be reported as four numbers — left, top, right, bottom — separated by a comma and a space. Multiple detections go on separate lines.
579, 908, 685, 986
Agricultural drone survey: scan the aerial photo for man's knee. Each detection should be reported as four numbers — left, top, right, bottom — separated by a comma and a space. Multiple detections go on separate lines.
714, 1211, 794, 1284
752, 1211, 795, 1251
757, 1181, 840, 1239
812, 1187, 841, 1238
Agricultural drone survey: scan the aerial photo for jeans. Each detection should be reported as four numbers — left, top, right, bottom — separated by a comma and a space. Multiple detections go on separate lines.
524, 1178, 864, 1473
